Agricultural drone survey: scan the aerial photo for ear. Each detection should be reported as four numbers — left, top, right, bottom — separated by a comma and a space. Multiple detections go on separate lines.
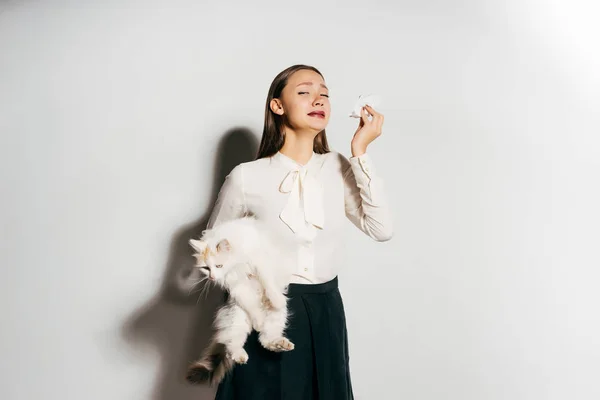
189, 239, 207, 253
270, 98, 284, 115
216, 239, 231, 253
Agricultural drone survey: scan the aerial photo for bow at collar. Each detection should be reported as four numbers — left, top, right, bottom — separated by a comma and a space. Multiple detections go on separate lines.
279, 166, 324, 235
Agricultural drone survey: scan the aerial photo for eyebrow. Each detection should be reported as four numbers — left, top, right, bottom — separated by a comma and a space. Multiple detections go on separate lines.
296, 82, 329, 90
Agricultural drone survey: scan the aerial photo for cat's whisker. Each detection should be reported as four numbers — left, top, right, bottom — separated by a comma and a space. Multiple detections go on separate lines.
204, 280, 214, 298
204, 280, 214, 300
186, 276, 209, 296
195, 279, 212, 305
194, 284, 205, 305
188, 278, 206, 295
196, 282, 205, 300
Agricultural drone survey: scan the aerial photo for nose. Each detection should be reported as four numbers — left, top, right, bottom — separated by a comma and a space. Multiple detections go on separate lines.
313, 96, 324, 107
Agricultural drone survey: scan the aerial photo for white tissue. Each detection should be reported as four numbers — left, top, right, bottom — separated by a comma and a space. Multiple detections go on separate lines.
349, 94, 381, 118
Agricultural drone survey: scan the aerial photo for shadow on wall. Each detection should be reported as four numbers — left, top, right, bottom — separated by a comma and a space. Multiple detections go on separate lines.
122, 127, 259, 400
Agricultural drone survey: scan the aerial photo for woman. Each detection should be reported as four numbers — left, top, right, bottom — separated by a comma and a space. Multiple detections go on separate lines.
207, 64, 393, 399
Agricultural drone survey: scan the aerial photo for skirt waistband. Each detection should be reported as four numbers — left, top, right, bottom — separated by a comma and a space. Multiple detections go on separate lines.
287, 276, 338, 295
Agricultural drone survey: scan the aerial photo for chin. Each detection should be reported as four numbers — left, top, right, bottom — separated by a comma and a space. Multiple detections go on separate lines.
292, 119, 328, 135
307, 121, 328, 132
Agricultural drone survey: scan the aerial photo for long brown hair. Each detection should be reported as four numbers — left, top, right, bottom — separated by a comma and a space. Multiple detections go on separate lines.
256, 64, 330, 159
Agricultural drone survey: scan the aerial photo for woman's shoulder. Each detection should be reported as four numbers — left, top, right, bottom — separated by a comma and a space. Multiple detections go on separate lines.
227, 156, 270, 172
236, 156, 272, 174
223, 157, 273, 186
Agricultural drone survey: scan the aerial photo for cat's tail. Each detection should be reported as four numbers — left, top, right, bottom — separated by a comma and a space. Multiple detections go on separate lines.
186, 338, 234, 387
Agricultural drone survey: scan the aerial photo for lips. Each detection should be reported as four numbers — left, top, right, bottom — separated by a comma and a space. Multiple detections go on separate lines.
308, 111, 325, 118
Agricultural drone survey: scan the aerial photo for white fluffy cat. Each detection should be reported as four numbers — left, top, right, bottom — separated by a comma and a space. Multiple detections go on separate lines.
186, 216, 295, 386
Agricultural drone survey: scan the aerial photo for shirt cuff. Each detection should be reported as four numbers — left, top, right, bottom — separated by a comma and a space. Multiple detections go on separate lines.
349, 153, 375, 185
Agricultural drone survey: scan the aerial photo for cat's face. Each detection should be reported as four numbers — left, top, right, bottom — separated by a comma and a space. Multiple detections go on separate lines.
189, 237, 233, 284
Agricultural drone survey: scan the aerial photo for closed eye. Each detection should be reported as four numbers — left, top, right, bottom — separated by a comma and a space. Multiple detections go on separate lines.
298, 92, 329, 98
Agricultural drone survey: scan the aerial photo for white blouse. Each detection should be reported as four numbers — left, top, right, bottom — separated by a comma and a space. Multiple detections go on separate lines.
206, 150, 393, 284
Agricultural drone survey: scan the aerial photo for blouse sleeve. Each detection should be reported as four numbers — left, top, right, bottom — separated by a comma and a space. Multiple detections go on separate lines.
343, 153, 394, 241
206, 164, 247, 229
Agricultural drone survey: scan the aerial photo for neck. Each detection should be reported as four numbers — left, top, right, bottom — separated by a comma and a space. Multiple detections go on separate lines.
279, 130, 317, 165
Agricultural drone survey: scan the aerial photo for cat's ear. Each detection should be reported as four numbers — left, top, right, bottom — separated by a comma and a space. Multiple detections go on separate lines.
189, 239, 207, 253
216, 239, 231, 253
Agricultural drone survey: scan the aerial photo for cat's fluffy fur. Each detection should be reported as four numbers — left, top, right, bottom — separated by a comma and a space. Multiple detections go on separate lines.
186, 216, 295, 386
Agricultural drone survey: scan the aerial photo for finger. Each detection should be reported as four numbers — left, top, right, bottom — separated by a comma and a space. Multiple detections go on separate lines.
370, 112, 382, 127
358, 115, 365, 127
361, 107, 372, 124
364, 104, 380, 116
364, 106, 376, 120
376, 115, 384, 133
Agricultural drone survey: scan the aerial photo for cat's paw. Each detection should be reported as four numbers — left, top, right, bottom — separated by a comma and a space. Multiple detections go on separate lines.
228, 349, 249, 364
264, 337, 295, 352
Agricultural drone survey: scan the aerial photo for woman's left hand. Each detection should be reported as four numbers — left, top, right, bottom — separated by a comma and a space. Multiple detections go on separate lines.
351, 104, 384, 157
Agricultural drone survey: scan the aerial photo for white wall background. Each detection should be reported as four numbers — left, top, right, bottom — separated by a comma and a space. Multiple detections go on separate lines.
1, 0, 599, 399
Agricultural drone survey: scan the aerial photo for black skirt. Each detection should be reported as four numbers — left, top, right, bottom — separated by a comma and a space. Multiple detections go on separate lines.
215, 276, 354, 400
